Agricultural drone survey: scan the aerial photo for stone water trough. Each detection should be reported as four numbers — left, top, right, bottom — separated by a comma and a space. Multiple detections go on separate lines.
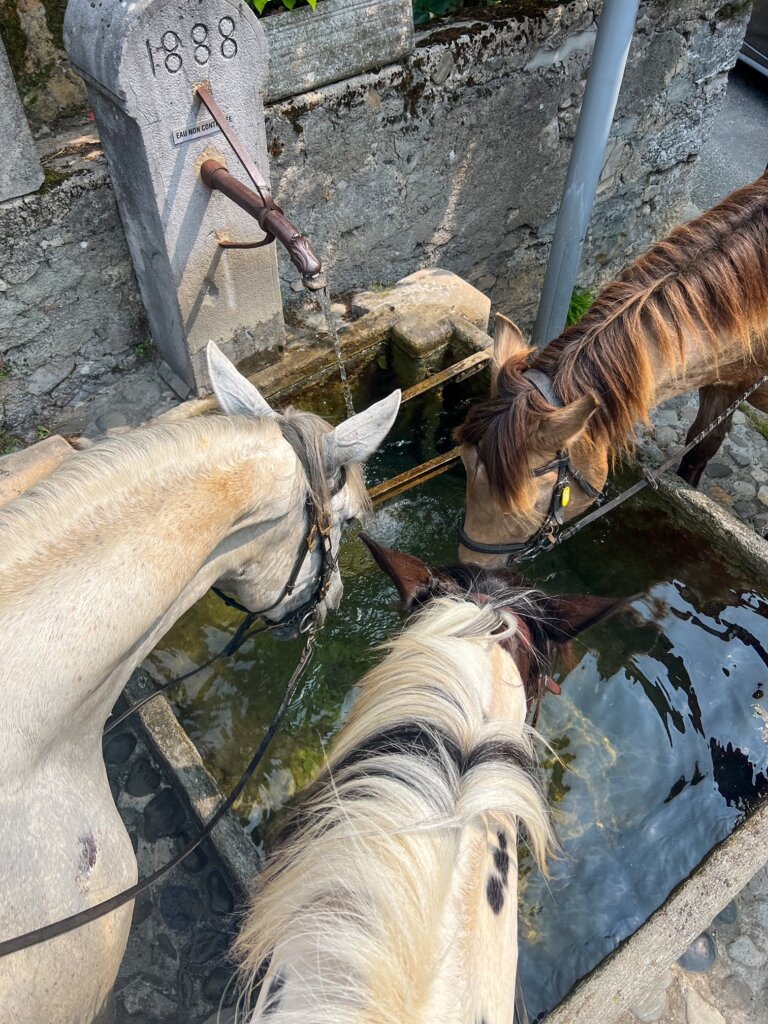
2, 272, 768, 1023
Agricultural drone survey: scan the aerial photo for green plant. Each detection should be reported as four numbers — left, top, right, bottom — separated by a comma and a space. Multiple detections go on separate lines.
413, 0, 557, 26
566, 286, 595, 327
36, 426, 50, 441
0, 430, 23, 456
135, 336, 154, 362
249, 0, 316, 14
413, 0, 455, 23
741, 403, 768, 443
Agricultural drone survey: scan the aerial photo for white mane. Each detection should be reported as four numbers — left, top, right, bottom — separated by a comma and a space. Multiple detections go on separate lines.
235, 596, 553, 1024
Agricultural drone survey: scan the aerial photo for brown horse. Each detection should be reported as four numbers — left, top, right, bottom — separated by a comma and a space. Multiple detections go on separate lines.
456, 172, 768, 565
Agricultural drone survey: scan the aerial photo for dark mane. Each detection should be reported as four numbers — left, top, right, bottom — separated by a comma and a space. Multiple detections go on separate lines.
456, 172, 768, 511
414, 562, 556, 703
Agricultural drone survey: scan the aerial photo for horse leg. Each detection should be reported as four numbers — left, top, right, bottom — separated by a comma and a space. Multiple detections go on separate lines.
677, 385, 740, 487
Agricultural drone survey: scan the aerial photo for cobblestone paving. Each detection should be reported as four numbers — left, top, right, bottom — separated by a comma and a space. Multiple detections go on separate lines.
641, 397, 768, 536
104, 711, 243, 1024
620, 867, 768, 1024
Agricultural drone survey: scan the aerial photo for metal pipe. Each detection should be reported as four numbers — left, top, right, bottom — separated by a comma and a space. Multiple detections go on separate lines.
531, 0, 640, 347
200, 159, 326, 291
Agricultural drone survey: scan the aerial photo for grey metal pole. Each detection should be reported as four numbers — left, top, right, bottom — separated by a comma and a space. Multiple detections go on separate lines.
531, 0, 640, 347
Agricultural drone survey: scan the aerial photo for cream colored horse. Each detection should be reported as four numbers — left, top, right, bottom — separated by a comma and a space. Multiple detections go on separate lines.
235, 541, 619, 1024
0, 342, 400, 1024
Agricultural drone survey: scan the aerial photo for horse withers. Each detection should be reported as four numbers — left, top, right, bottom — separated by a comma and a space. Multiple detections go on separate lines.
235, 538, 622, 1024
456, 172, 768, 565
0, 343, 400, 1024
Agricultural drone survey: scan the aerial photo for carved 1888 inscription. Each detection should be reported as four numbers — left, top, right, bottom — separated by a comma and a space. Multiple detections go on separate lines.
149, 16, 238, 74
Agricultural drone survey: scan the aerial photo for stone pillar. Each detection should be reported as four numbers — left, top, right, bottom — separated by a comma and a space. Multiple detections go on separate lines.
0, 38, 44, 201
64, 0, 284, 396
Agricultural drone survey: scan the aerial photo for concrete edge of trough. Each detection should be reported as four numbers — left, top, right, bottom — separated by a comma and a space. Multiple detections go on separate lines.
545, 801, 768, 1024
123, 670, 261, 896
654, 472, 768, 583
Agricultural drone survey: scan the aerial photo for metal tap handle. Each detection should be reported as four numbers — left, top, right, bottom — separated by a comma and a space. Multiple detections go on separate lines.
195, 84, 274, 207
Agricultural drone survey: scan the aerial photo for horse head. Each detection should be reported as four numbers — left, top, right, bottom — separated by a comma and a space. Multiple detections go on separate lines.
454, 314, 607, 567
360, 533, 624, 710
207, 342, 400, 633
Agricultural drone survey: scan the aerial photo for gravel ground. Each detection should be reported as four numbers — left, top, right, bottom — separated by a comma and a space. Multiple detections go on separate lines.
105, 691, 243, 1024
619, 867, 768, 1024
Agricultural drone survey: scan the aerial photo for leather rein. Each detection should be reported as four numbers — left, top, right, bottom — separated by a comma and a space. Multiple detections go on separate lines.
0, 424, 349, 959
458, 368, 603, 561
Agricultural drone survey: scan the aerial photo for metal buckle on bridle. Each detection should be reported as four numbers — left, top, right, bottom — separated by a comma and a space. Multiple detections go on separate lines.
458, 366, 605, 561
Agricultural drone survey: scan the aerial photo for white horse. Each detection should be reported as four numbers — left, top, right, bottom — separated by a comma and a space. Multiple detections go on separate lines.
0, 342, 400, 1024
236, 539, 620, 1024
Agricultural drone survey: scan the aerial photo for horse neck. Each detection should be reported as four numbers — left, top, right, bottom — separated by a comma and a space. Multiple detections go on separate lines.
539, 176, 768, 443
239, 605, 547, 1024
0, 417, 304, 759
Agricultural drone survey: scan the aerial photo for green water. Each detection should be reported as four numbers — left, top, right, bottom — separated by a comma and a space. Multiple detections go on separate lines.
148, 355, 768, 1019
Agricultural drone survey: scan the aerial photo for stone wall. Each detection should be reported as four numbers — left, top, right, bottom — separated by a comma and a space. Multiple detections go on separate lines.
0, 156, 152, 440
0, 0, 751, 439
266, 0, 750, 322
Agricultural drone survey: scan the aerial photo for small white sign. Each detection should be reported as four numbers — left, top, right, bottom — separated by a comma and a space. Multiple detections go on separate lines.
172, 113, 233, 146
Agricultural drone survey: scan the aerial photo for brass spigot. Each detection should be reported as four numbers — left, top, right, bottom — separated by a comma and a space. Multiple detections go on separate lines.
201, 159, 326, 290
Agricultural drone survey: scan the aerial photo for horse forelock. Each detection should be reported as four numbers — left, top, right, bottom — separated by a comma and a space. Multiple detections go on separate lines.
456, 172, 768, 513
277, 406, 369, 517
235, 596, 553, 1023
455, 357, 556, 517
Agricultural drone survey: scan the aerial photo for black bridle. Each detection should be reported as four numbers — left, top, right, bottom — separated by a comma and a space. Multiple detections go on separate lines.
458, 369, 604, 561
212, 462, 348, 636
0, 428, 351, 959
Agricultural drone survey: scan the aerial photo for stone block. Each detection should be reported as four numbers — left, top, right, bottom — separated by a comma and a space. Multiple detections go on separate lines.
263, 0, 414, 103
0, 40, 43, 202
391, 309, 454, 358
0, 435, 73, 508
353, 269, 492, 331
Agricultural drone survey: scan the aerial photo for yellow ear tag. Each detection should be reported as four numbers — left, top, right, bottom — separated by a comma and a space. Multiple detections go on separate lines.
561, 485, 571, 508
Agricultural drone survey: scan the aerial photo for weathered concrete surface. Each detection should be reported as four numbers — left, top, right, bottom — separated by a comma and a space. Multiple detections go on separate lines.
0, 37, 42, 200
1, 0, 749, 437
64, 0, 285, 395
266, 0, 749, 321
0, 151, 158, 443
263, 0, 414, 102
0, 433, 72, 504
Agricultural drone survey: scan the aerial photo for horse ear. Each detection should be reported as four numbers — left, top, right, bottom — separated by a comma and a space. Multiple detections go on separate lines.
323, 390, 401, 470
207, 341, 275, 418
493, 313, 528, 369
359, 533, 434, 609
541, 593, 627, 643
536, 393, 600, 450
